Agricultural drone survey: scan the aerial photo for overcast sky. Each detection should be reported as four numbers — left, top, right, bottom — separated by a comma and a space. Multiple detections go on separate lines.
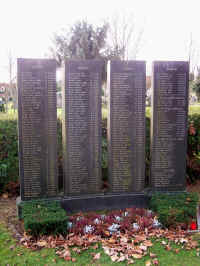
0, 0, 199, 82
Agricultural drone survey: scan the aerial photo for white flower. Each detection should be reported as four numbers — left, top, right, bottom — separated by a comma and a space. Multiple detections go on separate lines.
115, 216, 122, 222
84, 225, 94, 234
147, 210, 153, 216
133, 223, 139, 230
152, 218, 162, 228
101, 214, 106, 220
108, 223, 120, 233
67, 222, 73, 229
124, 211, 129, 217
94, 218, 100, 224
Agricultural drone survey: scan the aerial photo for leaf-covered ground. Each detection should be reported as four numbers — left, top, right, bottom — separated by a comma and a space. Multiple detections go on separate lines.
1, 197, 200, 265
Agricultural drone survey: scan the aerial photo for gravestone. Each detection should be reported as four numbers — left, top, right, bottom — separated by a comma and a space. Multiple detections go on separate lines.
107, 61, 146, 193
18, 58, 57, 200
62, 60, 103, 196
151, 61, 189, 191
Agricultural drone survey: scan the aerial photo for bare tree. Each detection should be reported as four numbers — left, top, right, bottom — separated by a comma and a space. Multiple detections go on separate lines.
187, 33, 199, 79
6, 50, 17, 111
106, 13, 144, 60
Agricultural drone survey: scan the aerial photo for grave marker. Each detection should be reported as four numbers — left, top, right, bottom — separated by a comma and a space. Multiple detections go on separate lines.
18, 58, 57, 200
62, 60, 103, 196
151, 61, 189, 191
107, 61, 146, 193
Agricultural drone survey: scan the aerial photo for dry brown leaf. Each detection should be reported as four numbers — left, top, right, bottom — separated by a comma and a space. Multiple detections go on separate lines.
134, 246, 143, 254
9, 245, 15, 250
140, 245, 147, 251
92, 244, 99, 249
134, 235, 146, 242
72, 247, 81, 253
143, 240, 153, 247
93, 252, 101, 260
104, 231, 110, 236
63, 249, 71, 258
180, 238, 188, 244
120, 236, 128, 243
2, 193, 8, 199
117, 255, 126, 262
64, 256, 71, 261
150, 252, 157, 258
174, 248, 180, 254
111, 254, 119, 262
190, 241, 198, 248
165, 245, 171, 251
127, 258, 135, 264
132, 253, 143, 259
146, 259, 152, 266
152, 258, 159, 265
108, 238, 116, 244
37, 240, 47, 247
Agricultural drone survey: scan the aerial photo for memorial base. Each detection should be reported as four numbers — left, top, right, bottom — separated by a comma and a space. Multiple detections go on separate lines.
61, 193, 150, 213
17, 193, 150, 218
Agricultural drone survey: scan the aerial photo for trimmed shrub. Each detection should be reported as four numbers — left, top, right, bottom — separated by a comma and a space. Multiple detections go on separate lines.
150, 192, 199, 228
187, 114, 200, 183
21, 200, 68, 236
0, 116, 18, 193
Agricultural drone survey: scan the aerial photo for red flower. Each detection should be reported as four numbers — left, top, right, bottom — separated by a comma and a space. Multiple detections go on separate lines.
190, 221, 197, 230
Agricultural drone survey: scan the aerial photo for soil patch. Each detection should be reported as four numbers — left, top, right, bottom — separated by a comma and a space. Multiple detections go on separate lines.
0, 196, 24, 240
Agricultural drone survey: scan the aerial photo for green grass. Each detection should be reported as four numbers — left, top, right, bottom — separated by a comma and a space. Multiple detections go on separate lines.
146, 105, 200, 118
0, 111, 17, 121
1, 223, 200, 266
189, 104, 200, 115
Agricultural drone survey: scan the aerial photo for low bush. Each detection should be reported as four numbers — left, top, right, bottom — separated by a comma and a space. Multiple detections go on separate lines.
21, 200, 68, 236
187, 114, 200, 183
150, 192, 199, 228
0, 116, 18, 193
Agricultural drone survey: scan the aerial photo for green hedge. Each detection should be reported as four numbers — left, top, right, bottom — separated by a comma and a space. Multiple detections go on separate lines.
150, 192, 199, 228
0, 117, 18, 192
0, 113, 200, 193
187, 114, 200, 183
21, 200, 68, 236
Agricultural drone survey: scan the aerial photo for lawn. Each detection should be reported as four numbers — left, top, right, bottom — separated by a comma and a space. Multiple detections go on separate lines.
1, 222, 200, 266
1, 197, 200, 266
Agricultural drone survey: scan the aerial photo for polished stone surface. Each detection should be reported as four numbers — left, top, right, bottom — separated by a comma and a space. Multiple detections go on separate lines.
18, 58, 57, 200
151, 61, 189, 191
107, 61, 146, 193
62, 60, 103, 196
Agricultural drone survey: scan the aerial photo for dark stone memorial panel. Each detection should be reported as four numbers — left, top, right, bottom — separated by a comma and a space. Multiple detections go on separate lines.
18, 58, 57, 200
108, 61, 146, 193
63, 60, 103, 196
151, 61, 189, 191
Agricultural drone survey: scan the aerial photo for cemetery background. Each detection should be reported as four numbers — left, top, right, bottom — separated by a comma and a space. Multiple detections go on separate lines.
1, 18, 200, 198
0, 1, 200, 263
0, 61, 200, 265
